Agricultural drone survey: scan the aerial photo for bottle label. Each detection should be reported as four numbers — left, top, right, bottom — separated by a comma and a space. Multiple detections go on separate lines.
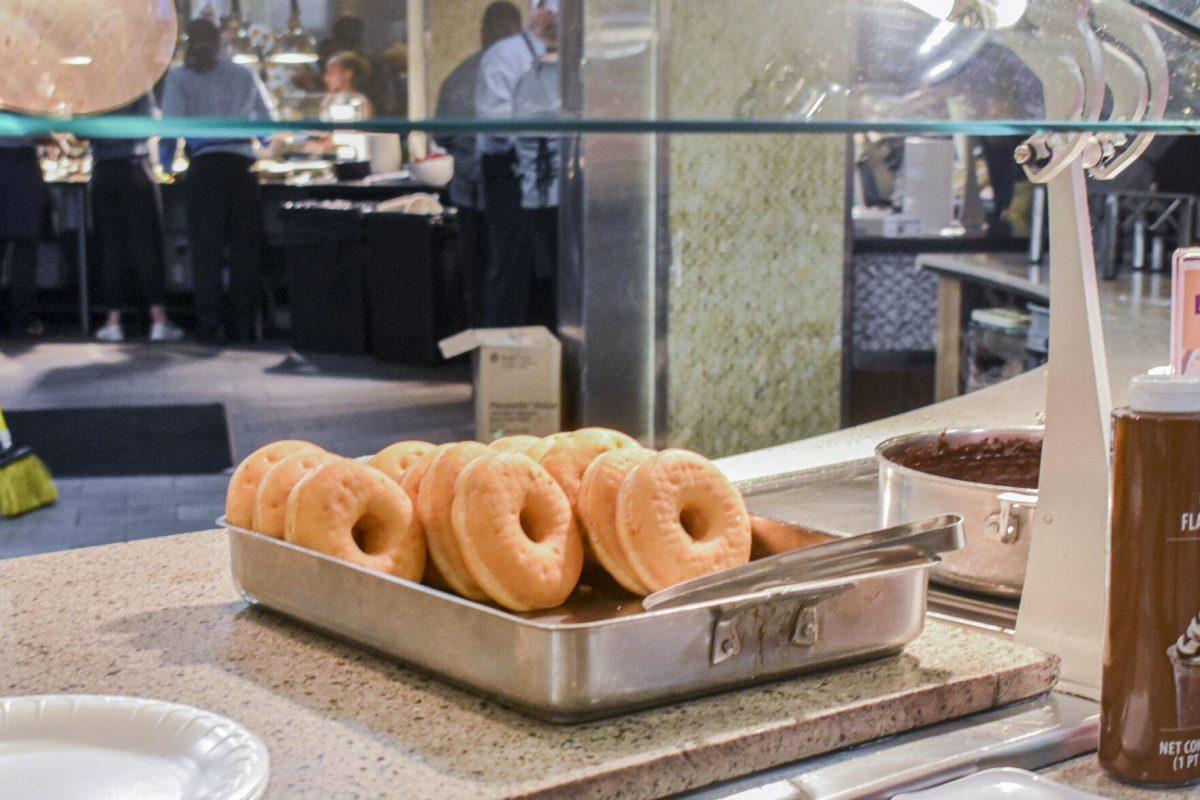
1102, 412, 1200, 784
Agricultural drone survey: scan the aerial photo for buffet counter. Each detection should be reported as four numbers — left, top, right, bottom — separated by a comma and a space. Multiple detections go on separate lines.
0, 531, 1057, 800
0, 257, 1176, 798
1044, 756, 1200, 798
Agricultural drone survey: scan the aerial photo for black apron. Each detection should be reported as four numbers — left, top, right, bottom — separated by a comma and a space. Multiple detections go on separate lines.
0, 146, 47, 241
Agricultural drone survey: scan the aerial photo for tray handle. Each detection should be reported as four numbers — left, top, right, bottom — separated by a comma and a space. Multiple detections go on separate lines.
709, 583, 848, 666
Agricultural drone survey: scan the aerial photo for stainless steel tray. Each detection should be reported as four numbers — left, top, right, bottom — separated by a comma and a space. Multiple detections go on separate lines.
227, 514, 947, 722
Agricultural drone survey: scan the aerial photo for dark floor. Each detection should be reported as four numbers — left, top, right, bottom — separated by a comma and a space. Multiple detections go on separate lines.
0, 340, 474, 559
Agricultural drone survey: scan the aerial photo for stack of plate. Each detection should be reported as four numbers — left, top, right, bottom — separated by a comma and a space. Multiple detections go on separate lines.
0, 695, 269, 800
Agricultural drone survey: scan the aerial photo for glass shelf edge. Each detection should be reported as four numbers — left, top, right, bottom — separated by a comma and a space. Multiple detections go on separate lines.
5, 114, 1200, 138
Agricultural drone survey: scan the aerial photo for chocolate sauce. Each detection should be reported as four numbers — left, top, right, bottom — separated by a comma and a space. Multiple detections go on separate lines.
1102, 386, 1200, 785
891, 433, 1042, 490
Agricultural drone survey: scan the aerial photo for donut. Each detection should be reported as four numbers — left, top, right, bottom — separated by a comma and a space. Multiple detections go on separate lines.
750, 516, 832, 559
538, 428, 640, 518
520, 433, 568, 463
452, 452, 583, 611
252, 450, 340, 539
615, 449, 751, 592
577, 448, 657, 594
285, 460, 425, 581
368, 440, 436, 483
392, 443, 453, 590
418, 442, 495, 600
489, 434, 540, 453
225, 440, 322, 529
398, 443, 451, 507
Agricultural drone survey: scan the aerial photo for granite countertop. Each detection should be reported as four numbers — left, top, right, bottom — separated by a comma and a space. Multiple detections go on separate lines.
1045, 756, 1200, 798
718, 257, 1170, 483
0, 531, 1059, 800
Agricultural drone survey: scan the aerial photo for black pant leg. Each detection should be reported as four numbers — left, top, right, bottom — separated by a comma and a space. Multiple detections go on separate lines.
121, 158, 168, 308
185, 156, 230, 340
529, 208, 558, 332
90, 161, 128, 312
456, 207, 488, 329
481, 153, 532, 327
6, 239, 39, 335
223, 161, 264, 340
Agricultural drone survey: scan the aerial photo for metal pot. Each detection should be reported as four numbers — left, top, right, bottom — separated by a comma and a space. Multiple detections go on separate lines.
875, 428, 1041, 598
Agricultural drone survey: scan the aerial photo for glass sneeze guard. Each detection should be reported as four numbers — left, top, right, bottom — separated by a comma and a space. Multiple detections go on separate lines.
6, 0, 1200, 141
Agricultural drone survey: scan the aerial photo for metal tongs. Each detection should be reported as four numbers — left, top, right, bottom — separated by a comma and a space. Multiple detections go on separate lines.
642, 514, 965, 612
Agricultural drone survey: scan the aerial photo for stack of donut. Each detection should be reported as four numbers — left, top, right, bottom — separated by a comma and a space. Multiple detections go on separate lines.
224, 428, 752, 612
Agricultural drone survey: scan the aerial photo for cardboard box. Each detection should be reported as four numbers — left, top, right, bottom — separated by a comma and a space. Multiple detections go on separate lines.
439, 327, 562, 441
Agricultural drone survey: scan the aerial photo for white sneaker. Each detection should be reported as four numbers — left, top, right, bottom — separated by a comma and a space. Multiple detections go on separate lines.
95, 322, 124, 343
150, 321, 185, 343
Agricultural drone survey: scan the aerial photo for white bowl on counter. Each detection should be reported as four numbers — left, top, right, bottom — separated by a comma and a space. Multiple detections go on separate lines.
406, 155, 454, 187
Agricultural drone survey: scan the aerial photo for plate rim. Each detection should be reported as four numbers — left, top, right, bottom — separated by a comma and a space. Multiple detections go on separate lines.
0, 694, 269, 800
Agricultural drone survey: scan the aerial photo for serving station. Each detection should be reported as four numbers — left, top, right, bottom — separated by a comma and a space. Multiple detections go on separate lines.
9, 0, 1200, 797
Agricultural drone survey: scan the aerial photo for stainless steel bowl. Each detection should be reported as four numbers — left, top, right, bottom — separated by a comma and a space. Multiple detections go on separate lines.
875, 428, 1042, 598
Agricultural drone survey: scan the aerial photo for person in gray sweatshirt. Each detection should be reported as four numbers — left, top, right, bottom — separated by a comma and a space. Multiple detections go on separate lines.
159, 18, 277, 344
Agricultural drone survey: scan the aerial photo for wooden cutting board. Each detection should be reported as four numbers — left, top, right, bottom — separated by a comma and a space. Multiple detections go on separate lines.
0, 0, 177, 115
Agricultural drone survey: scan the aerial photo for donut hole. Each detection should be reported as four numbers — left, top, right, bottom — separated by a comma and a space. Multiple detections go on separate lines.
351, 515, 390, 555
518, 506, 545, 543
679, 506, 708, 540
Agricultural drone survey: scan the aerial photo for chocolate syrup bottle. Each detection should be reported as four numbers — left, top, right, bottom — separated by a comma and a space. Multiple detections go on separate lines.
1102, 374, 1200, 785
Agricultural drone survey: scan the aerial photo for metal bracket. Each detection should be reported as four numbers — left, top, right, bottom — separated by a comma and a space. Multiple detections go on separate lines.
711, 602, 823, 665
711, 610, 743, 665
791, 606, 819, 648
983, 491, 1039, 545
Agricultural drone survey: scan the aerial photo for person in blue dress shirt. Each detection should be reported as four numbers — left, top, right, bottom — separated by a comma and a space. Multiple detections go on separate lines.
512, 26, 560, 331
160, 18, 277, 344
474, 0, 558, 328
436, 1, 522, 329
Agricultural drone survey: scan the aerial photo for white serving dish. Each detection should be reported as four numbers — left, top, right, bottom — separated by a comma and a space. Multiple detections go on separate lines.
0, 695, 269, 800
894, 767, 1104, 799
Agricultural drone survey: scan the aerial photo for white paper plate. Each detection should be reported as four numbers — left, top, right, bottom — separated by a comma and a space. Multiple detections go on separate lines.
0, 695, 269, 800
894, 768, 1104, 799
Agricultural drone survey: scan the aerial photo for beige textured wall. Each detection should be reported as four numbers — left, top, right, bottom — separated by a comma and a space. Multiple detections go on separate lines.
665, 0, 846, 457
426, 0, 501, 101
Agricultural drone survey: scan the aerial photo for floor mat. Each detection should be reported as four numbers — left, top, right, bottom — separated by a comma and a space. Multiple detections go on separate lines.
4, 404, 233, 477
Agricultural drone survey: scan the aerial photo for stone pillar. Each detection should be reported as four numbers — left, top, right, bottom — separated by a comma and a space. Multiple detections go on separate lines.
425, 0, 501, 102
662, 0, 847, 457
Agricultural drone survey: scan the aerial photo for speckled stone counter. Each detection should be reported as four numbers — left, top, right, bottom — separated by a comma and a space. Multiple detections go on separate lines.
1044, 755, 1200, 798
0, 531, 1059, 799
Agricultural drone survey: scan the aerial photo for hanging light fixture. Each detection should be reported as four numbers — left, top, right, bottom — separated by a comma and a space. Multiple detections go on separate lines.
224, 0, 260, 65
268, 0, 319, 65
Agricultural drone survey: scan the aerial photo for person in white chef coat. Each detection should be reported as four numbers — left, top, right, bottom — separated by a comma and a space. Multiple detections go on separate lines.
474, 0, 559, 327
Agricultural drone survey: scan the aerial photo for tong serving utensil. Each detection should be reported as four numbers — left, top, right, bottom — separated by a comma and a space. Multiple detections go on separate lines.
642, 514, 965, 611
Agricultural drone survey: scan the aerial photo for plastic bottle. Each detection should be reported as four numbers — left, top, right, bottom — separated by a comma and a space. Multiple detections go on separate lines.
1102, 373, 1200, 784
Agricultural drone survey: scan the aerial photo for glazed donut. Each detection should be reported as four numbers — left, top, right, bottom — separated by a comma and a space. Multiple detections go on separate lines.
489, 434, 540, 453
750, 516, 832, 559
368, 440, 436, 483
615, 449, 751, 592
398, 443, 450, 507
252, 450, 340, 539
577, 448, 657, 594
285, 460, 425, 581
452, 453, 583, 611
538, 428, 640, 518
520, 433, 568, 463
225, 440, 322, 529
418, 442, 494, 600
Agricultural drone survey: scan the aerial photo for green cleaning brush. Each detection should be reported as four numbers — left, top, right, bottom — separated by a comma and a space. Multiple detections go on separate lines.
0, 410, 57, 518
